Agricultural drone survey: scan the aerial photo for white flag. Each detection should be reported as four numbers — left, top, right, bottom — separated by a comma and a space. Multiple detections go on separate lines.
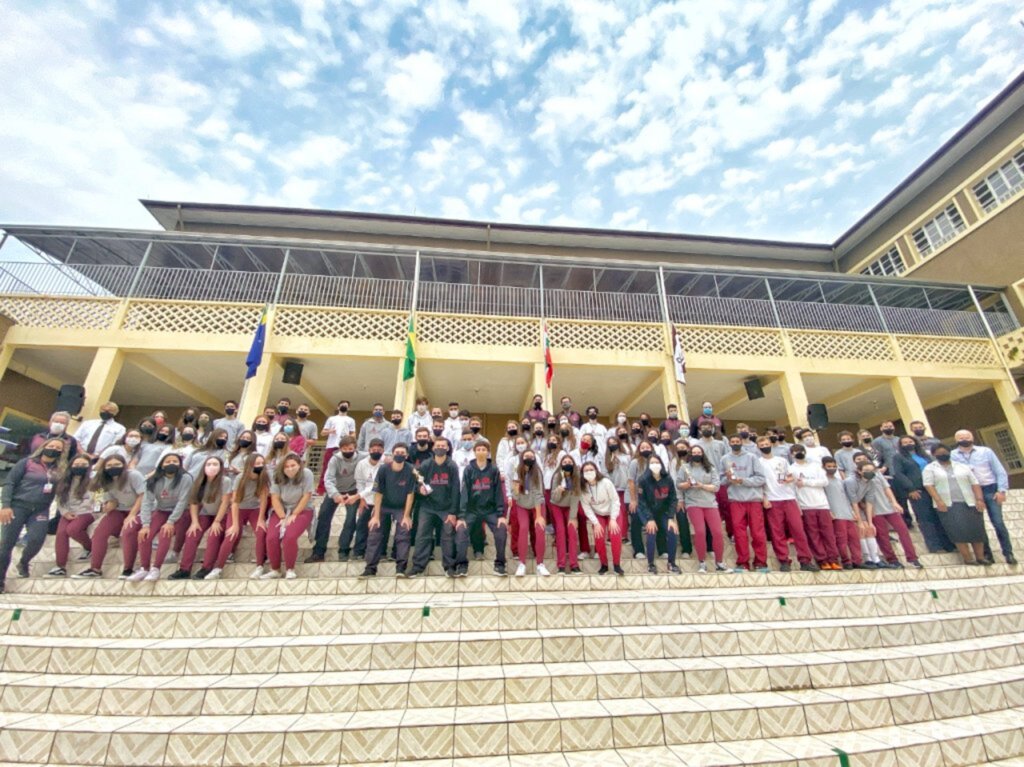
671, 325, 686, 385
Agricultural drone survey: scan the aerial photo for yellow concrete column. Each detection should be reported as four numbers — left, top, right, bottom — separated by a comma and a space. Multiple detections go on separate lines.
659, 357, 689, 423
779, 368, 810, 430
890, 375, 931, 433
238, 352, 276, 427
78, 348, 126, 426
0, 314, 14, 385
394, 359, 417, 416
521, 362, 549, 416
993, 379, 1024, 460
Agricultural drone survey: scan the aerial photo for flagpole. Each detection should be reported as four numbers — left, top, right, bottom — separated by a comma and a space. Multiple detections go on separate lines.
539, 265, 550, 405
658, 267, 689, 423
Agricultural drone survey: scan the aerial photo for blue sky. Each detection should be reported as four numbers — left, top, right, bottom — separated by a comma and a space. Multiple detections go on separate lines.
1, 0, 1023, 244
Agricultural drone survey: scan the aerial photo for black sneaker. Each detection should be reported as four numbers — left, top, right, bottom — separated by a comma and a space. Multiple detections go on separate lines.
192, 568, 211, 580
304, 554, 324, 564
337, 552, 349, 562
1006, 555, 1018, 565
456, 564, 469, 578
473, 552, 485, 561
557, 567, 567, 574
800, 562, 820, 572
910, 560, 923, 570
72, 568, 102, 579
47, 567, 67, 577
569, 566, 581, 574
613, 565, 625, 576
597, 565, 609, 575
358, 569, 375, 579
396, 571, 408, 579
668, 564, 681, 574
168, 569, 191, 580
406, 570, 423, 579
647, 564, 657, 574
76, 550, 91, 561
980, 558, 994, 567
861, 561, 878, 569
888, 561, 904, 569
445, 567, 456, 578
119, 568, 133, 579
493, 564, 506, 576
779, 562, 791, 572
16, 563, 30, 579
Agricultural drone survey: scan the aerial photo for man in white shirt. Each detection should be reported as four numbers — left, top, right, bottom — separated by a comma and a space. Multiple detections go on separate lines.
295, 403, 319, 442
790, 445, 841, 570
213, 399, 244, 450
579, 405, 608, 445
756, 437, 816, 572
443, 402, 463, 446
408, 397, 433, 434
794, 428, 832, 467
319, 400, 357, 493
75, 401, 125, 460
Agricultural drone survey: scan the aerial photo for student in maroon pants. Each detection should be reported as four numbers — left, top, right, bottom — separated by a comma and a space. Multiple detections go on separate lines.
168, 457, 231, 580
720, 435, 768, 571
73, 456, 144, 579
126, 453, 194, 582
49, 455, 95, 576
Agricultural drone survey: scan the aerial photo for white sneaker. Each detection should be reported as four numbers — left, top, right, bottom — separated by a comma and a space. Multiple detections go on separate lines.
127, 568, 148, 582
204, 568, 222, 581
165, 551, 178, 564
514, 563, 526, 577
249, 565, 265, 579
536, 563, 550, 577
698, 562, 707, 573
634, 552, 645, 559
285, 569, 297, 580
259, 570, 280, 580
144, 567, 160, 582
660, 553, 668, 560
578, 552, 588, 560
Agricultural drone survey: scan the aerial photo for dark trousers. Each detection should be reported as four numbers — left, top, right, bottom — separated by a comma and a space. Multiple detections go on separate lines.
456, 512, 507, 567
338, 502, 370, 558
312, 495, 361, 558
364, 507, 409, 574
674, 509, 693, 555
410, 511, 457, 572
644, 511, 678, 566
905, 491, 955, 553
981, 484, 1014, 559
0, 505, 50, 585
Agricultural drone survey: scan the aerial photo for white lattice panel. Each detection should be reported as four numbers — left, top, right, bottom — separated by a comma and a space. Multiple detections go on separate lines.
122, 300, 261, 335
788, 330, 895, 361
897, 336, 999, 367
274, 306, 406, 341
678, 325, 785, 357
418, 313, 539, 347
1000, 329, 1024, 367
548, 320, 665, 351
0, 296, 119, 330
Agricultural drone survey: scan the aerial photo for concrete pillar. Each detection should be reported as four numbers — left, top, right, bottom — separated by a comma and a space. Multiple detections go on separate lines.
659, 356, 689, 424
993, 379, 1024, 462
890, 376, 931, 434
77, 348, 126, 428
779, 368, 810, 430
521, 363, 549, 417
238, 352, 276, 427
0, 314, 13, 386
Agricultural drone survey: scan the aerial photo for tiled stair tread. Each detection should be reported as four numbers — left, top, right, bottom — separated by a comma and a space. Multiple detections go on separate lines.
0, 703, 1021, 766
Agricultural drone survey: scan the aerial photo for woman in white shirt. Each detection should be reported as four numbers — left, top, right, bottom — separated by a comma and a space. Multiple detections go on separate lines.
579, 461, 623, 575
922, 445, 988, 565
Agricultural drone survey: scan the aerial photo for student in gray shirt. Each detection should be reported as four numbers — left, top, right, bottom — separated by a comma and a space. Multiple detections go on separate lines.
720, 435, 768, 570
127, 452, 194, 582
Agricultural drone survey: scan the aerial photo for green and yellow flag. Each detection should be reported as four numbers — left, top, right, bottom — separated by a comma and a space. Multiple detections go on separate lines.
403, 314, 416, 381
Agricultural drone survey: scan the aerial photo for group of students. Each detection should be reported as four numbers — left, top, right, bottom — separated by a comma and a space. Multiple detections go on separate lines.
0, 395, 1016, 592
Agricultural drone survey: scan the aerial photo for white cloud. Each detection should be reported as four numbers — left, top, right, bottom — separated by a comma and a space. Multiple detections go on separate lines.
459, 109, 506, 148
440, 196, 470, 218
198, 3, 265, 58
275, 135, 352, 171
585, 149, 617, 173
384, 50, 448, 112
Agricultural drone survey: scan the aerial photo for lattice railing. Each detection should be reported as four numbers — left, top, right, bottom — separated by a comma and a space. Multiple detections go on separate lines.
273, 305, 406, 341
122, 300, 261, 335
417, 313, 539, 347
999, 328, 1024, 367
897, 336, 999, 367
677, 325, 786, 357
0, 296, 119, 330
546, 319, 666, 352
787, 330, 896, 361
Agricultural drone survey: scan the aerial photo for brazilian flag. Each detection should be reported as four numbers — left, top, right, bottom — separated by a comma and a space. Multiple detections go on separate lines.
403, 315, 416, 381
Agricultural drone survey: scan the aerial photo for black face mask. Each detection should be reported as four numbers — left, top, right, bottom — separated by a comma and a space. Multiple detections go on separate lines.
587, 413, 597, 420
640, 418, 650, 427
731, 444, 742, 452
42, 448, 62, 459
547, 442, 559, 451
433, 428, 444, 436
639, 449, 653, 458
338, 406, 348, 413
225, 408, 236, 416
700, 430, 713, 438
759, 446, 772, 455
547, 422, 557, 430
391, 417, 402, 425
560, 428, 570, 436
793, 450, 806, 460
417, 440, 429, 448
140, 426, 155, 435
433, 448, 448, 457
70, 465, 89, 476
841, 441, 854, 448
561, 465, 573, 474
369, 451, 383, 460
99, 411, 113, 422
521, 423, 531, 431
392, 454, 407, 464
881, 428, 895, 435
297, 411, 309, 418
768, 436, 778, 443
507, 429, 518, 436
608, 442, 619, 452
254, 424, 269, 432
183, 414, 195, 423
238, 439, 252, 448
534, 430, 544, 438
106, 466, 124, 477
660, 438, 672, 446
341, 450, 355, 459
957, 440, 973, 448
861, 470, 876, 480
912, 429, 925, 437
523, 458, 536, 468
163, 464, 180, 475
739, 431, 750, 440
631, 428, 642, 436
470, 426, 481, 434
273, 441, 287, 449
690, 455, 703, 464
617, 432, 628, 440
899, 445, 914, 454
278, 405, 289, 414
253, 466, 264, 474
677, 450, 688, 458
155, 433, 169, 442
215, 438, 227, 448
935, 453, 951, 463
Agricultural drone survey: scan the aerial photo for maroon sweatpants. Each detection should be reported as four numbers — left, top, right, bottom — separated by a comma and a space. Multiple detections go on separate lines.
766, 499, 813, 565
802, 508, 840, 564
874, 512, 917, 563
179, 516, 213, 571
730, 500, 768, 569
209, 508, 260, 570
513, 503, 546, 565
550, 504, 578, 569
55, 513, 93, 569
90, 510, 129, 571
832, 519, 863, 567
686, 506, 723, 563
267, 508, 314, 570
592, 515, 622, 566
139, 511, 174, 570
716, 486, 734, 538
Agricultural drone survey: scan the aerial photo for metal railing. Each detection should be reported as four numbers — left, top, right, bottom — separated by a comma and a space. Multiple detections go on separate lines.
0, 257, 1014, 341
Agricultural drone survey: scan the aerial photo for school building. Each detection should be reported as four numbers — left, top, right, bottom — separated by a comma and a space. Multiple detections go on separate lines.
2, 73, 1024, 484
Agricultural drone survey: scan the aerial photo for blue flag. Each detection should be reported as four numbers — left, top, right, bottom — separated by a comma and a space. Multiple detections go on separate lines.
245, 306, 268, 379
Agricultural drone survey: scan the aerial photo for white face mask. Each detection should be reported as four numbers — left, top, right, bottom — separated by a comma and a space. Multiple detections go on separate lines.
125, 436, 141, 447
802, 437, 816, 447
650, 463, 662, 476
449, 410, 459, 418
583, 470, 597, 482
515, 444, 526, 453
50, 422, 66, 434
617, 415, 627, 424
416, 405, 427, 414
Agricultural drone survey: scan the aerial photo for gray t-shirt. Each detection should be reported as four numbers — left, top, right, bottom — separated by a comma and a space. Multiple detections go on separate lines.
271, 468, 315, 514
103, 470, 146, 510
232, 473, 265, 510
141, 473, 195, 525
195, 474, 232, 516
213, 417, 244, 450
823, 475, 855, 522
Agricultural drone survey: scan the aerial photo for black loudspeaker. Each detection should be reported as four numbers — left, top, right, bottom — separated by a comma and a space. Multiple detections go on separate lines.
807, 403, 829, 430
56, 384, 85, 415
282, 362, 304, 385
744, 378, 765, 400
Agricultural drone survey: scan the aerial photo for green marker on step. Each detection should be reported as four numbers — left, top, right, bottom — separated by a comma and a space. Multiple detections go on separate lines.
832, 747, 850, 767
12, 609, 21, 621
778, 597, 786, 606
930, 589, 938, 599
422, 605, 430, 617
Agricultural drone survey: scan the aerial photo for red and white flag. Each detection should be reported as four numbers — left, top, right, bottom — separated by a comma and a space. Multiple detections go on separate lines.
671, 325, 686, 385
543, 321, 553, 387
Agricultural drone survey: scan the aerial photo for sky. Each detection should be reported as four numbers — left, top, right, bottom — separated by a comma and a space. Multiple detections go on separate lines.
1, 0, 1023, 247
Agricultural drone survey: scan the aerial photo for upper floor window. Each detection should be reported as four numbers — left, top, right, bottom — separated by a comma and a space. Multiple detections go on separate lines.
972, 150, 1024, 214
910, 203, 965, 258
859, 245, 906, 277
